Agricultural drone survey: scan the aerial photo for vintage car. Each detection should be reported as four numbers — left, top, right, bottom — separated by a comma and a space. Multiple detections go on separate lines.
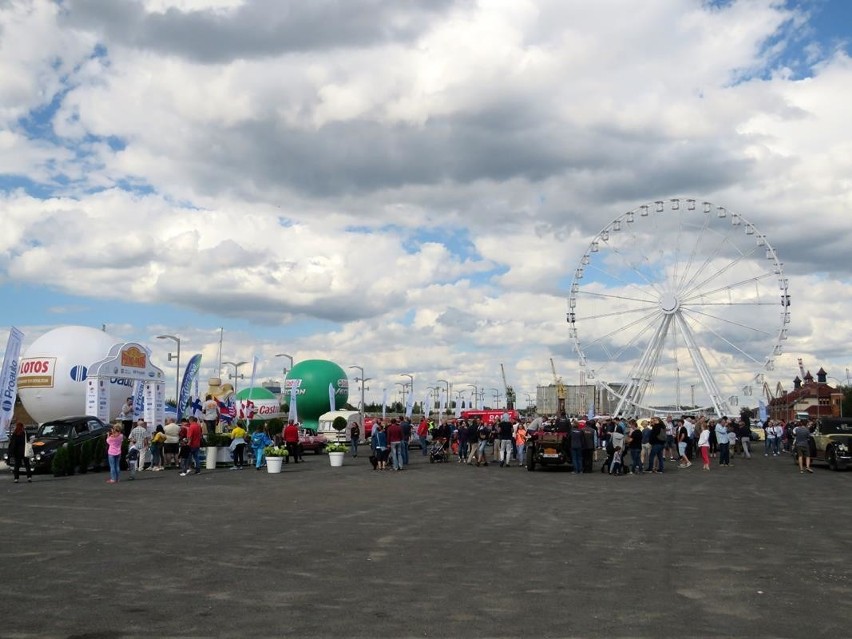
525, 424, 573, 471
3, 416, 110, 473
794, 418, 852, 471
298, 429, 328, 454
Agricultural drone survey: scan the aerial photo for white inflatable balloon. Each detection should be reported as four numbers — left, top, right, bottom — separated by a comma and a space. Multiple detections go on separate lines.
18, 326, 134, 424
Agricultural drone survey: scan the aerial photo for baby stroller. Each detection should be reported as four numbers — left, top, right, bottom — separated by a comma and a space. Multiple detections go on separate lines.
429, 438, 449, 463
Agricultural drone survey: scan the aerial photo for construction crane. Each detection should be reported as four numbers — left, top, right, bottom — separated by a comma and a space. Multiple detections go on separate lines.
500, 363, 516, 410
550, 357, 566, 413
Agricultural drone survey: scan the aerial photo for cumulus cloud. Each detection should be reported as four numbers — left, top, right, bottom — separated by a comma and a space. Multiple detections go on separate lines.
1, 0, 851, 410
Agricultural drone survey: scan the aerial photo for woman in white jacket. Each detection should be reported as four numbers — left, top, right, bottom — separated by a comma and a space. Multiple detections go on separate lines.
697, 423, 711, 471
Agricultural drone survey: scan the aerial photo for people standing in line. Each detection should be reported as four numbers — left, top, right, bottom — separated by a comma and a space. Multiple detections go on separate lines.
514, 421, 528, 468
497, 415, 513, 467
106, 423, 124, 483
118, 397, 135, 438
283, 421, 300, 463
715, 418, 731, 467
8, 422, 32, 483
683, 416, 696, 461
163, 418, 181, 468
609, 446, 623, 475
128, 419, 150, 471
466, 420, 480, 463
793, 421, 813, 474
202, 394, 219, 435
229, 421, 247, 470
709, 420, 718, 458
182, 416, 203, 476
770, 421, 783, 456
581, 420, 596, 473
697, 423, 711, 470
126, 442, 140, 479
350, 421, 360, 458
727, 422, 738, 459
387, 418, 404, 470
150, 425, 166, 471
417, 417, 429, 455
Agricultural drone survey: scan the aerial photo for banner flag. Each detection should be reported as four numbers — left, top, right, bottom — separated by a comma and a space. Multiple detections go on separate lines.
132, 380, 145, 420
288, 382, 298, 423
329, 383, 336, 413
0, 327, 24, 441
177, 354, 202, 419
381, 388, 387, 420
405, 387, 415, 419
758, 399, 768, 423
587, 401, 595, 420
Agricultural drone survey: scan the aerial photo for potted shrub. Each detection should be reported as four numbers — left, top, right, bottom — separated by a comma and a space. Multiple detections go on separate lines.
263, 445, 288, 474
78, 440, 93, 474
51, 444, 70, 477
325, 442, 347, 467
204, 433, 229, 469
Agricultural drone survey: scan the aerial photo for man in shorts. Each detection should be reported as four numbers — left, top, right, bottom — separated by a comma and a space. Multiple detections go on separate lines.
793, 421, 813, 474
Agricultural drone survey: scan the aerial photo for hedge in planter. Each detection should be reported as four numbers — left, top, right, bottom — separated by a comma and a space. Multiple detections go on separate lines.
52, 445, 70, 477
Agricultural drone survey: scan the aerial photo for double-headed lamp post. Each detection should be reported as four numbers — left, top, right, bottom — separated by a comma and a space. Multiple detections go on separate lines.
490, 387, 500, 410
437, 379, 450, 417
467, 384, 478, 410
156, 335, 181, 403
400, 373, 414, 408
222, 360, 248, 395
349, 365, 369, 425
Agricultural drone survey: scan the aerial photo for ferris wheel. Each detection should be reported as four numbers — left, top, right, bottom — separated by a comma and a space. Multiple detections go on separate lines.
567, 198, 789, 418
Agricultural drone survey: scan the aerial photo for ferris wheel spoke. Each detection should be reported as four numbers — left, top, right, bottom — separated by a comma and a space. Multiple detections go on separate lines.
574, 304, 659, 324
575, 290, 659, 305
679, 242, 762, 301
681, 271, 775, 305
615, 314, 673, 415
679, 309, 766, 363
681, 306, 774, 339
584, 307, 664, 354
674, 313, 731, 416
599, 240, 666, 298
676, 205, 715, 293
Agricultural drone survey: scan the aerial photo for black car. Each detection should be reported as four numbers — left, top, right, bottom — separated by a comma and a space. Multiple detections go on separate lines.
3, 416, 110, 473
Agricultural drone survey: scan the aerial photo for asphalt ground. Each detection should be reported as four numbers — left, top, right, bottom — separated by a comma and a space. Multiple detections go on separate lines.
0, 444, 849, 639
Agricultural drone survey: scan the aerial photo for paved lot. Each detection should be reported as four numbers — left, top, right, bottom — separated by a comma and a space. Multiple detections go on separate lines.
0, 446, 849, 639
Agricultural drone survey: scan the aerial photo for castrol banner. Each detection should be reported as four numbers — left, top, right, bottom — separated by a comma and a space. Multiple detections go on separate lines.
1, 327, 25, 441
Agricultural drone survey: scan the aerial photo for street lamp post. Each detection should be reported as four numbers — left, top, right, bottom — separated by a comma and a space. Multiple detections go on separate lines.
395, 382, 409, 413
349, 365, 369, 427
276, 353, 294, 377
490, 388, 500, 410
400, 373, 414, 406
525, 392, 534, 414
156, 335, 181, 404
222, 360, 248, 395
437, 379, 450, 418
467, 384, 478, 410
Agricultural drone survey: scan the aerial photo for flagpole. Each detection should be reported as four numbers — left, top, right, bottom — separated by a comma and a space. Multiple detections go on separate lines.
216, 327, 223, 374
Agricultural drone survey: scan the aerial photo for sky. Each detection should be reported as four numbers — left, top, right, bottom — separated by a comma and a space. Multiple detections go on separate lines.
2, 0, 852, 413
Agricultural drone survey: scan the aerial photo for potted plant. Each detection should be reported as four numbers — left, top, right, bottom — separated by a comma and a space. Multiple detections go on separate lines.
204, 433, 229, 469
263, 445, 289, 474
325, 442, 347, 467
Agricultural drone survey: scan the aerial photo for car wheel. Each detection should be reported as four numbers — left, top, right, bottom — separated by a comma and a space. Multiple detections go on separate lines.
828, 447, 839, 471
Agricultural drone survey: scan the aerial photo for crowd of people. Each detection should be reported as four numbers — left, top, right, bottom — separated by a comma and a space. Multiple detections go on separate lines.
7, 405, 817, 484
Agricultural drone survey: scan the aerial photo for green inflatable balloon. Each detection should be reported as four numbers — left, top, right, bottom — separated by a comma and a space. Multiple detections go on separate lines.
284, 359, 350, 431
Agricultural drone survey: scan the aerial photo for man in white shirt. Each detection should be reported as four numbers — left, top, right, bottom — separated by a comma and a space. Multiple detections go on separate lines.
128, 419, 151, 471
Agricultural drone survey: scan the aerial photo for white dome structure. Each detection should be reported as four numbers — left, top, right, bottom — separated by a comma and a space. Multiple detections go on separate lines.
18, 326, 133, 424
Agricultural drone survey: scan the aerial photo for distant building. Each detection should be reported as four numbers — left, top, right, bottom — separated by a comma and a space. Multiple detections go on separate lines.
768, 368, 843, 421
536, 383, 624, 416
